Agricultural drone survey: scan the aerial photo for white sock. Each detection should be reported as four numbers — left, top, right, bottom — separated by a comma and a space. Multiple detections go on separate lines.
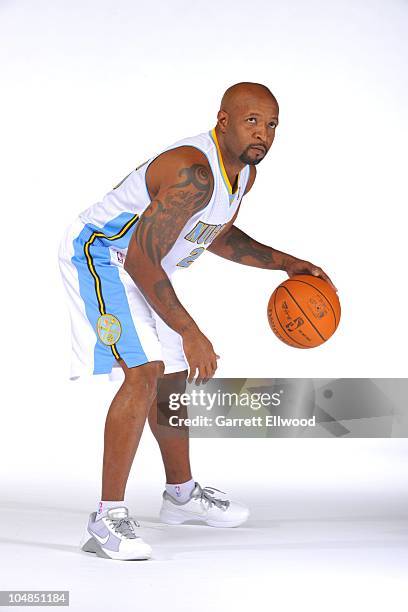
96, 499, 125, 520
165, 478, 195, 503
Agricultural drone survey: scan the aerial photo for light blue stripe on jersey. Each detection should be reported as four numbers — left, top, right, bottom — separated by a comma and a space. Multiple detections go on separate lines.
71, 212, 148, 374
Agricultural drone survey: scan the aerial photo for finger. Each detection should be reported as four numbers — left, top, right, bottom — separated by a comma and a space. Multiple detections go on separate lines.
188, 364, 197, 384
204, 362, 215, 384
320, 272, 338, 293
202, 362, 213, 385
325, 278, 338, 292
312, 268, 338, 293
195, 364, 205, 386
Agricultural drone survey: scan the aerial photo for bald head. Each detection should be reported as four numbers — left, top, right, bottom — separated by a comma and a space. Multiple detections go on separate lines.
216, 82, 279, 167
220, 82, 278, 115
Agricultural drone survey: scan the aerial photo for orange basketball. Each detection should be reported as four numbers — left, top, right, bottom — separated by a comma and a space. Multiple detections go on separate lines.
267, 274, 341, 348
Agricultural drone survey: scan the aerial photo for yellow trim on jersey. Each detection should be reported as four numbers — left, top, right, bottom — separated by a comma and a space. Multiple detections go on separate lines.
83, 214, 139, 360
210, 128, 241, 195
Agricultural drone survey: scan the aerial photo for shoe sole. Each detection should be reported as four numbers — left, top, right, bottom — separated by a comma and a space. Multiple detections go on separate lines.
159, 509, 249, 528
79, 534, 151, 561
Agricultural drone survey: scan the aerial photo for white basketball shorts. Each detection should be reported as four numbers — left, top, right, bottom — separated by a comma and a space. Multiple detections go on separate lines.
58, 217, 188, 381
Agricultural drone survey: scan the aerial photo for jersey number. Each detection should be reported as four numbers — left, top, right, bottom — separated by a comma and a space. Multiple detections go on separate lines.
176, 247, 205, 268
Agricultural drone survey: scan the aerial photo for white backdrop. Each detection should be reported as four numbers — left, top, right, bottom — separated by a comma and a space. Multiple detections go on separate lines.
2, 0, 407, 382
1, 0, 407, 609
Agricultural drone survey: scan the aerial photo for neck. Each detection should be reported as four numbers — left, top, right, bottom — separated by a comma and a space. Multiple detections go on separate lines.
213, 125, 246, 185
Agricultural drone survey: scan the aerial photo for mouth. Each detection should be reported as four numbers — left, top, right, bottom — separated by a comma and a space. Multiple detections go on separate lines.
250, 145, 266, 154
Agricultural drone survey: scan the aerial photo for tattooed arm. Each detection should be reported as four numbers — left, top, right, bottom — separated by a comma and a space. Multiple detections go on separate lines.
124, 147, 213, 335
124, 146, 221, 383
207, 225, 292, 270
207, 224, 337, 290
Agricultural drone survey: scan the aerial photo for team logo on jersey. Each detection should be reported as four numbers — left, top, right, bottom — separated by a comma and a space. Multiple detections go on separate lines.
97, 314, 122, 346
184, 221, 225, 244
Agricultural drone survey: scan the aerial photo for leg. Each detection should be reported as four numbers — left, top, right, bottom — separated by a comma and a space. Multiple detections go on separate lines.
149, 371, 250, 529
147, 369, 192, 484
101, 359, 165, 500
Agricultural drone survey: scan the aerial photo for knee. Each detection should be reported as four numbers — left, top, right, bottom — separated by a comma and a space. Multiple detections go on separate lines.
120, 360, 165, 396
147, 360, 166, 379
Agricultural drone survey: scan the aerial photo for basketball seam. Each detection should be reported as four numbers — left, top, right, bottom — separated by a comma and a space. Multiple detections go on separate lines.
281, 286, 327, 342
272, 289, 309, 348
285, 278, 338, 328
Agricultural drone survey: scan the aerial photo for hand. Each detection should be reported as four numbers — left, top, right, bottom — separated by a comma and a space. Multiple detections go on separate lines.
283, 256, 338, 293
182, 327, 220, 385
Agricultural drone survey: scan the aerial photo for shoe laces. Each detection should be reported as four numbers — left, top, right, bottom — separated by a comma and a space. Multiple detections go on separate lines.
194, 485, 230, 510
108, 517, 140, 539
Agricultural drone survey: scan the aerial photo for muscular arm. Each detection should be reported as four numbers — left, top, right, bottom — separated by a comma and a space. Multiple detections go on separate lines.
124, 148, 214, 335
207, 224, 291, 270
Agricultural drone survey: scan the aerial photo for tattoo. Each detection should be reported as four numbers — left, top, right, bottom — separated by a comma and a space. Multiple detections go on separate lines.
133, 163, 213, 265
172, 164, 211, 192
152, 278, 193, 333
225, 231, 274, 265
153, 279, 179, 313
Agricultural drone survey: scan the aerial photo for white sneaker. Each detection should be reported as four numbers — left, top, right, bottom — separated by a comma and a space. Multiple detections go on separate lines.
79, 507, 152, 560
159, 482, 249, 528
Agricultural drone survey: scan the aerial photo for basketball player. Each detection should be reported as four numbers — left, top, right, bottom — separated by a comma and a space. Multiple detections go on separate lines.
58, 82, 336, 560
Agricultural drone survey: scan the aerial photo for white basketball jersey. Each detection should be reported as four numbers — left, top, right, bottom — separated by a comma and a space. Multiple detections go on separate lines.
73, 129, 251, 276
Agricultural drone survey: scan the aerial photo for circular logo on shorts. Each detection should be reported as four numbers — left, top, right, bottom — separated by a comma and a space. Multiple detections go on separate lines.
96, 314, 121, 345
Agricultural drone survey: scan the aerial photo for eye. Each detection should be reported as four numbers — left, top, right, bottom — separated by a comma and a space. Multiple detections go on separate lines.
247, 117, 277, 128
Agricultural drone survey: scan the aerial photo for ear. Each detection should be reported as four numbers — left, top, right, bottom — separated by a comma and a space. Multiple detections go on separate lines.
216, 110, 229, 133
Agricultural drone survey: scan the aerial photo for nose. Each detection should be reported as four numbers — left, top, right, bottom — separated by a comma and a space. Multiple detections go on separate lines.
252, 123, 268, 146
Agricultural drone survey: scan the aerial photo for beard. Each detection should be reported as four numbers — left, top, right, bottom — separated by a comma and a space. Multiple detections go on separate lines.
239, 146, 266, 165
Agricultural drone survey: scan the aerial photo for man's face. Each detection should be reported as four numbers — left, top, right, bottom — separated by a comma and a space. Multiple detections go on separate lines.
225, 96, 279, 166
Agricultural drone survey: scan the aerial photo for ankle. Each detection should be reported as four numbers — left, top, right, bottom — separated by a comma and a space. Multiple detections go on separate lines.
96, 499, 125, 520
165, 478, 195, 503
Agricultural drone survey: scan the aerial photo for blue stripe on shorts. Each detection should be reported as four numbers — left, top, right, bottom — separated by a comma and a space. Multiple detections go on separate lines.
71, 212, 149, 374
